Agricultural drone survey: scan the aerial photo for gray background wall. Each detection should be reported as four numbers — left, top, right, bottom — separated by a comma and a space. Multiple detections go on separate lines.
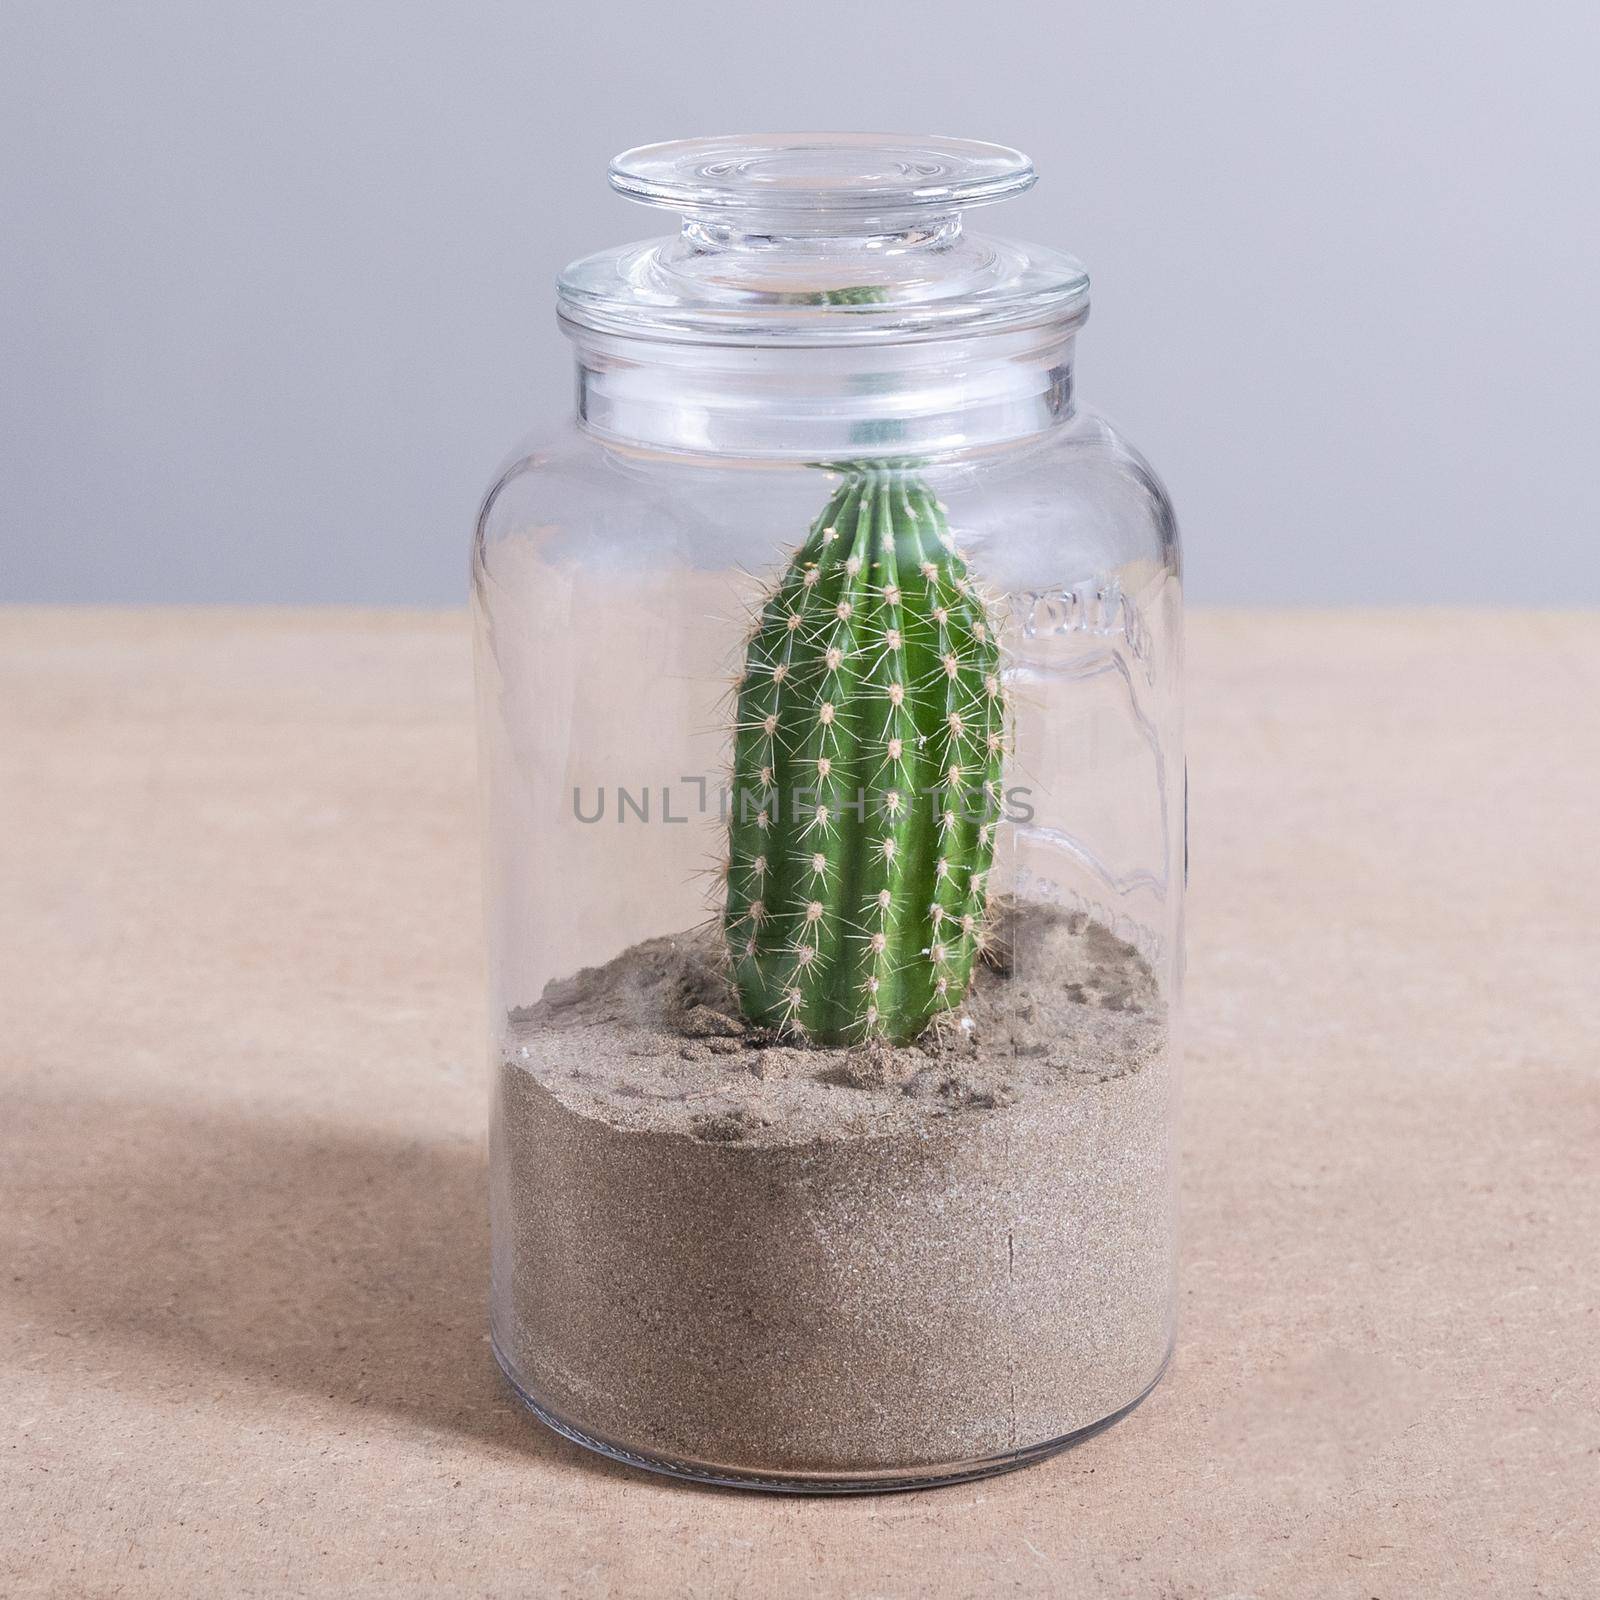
3, 1, 1596, 605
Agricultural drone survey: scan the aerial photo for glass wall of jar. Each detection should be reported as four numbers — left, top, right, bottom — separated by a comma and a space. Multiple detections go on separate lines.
475, 136, 1182, 1491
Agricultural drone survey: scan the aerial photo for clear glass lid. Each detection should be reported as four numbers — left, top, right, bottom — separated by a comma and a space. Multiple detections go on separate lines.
558, 134, 1090, 346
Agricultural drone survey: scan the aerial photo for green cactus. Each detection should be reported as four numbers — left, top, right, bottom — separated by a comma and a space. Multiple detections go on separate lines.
723, 467, 1006, 1043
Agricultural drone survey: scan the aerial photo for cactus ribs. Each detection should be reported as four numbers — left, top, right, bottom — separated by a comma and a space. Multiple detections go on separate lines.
724, 467, 1006, 1044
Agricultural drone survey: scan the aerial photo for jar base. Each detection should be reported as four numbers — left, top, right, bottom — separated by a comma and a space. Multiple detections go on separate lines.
493, 1337, 1172, 1496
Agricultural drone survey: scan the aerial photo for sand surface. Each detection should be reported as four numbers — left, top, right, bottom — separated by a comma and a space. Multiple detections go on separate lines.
494, 904, 1175, 1481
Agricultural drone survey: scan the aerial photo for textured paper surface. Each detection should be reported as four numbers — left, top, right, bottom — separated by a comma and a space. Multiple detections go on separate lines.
3, 608, 1596, 1598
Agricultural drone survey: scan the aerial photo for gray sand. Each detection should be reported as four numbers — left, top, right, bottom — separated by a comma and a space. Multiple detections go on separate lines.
492, 903, 1174, 1481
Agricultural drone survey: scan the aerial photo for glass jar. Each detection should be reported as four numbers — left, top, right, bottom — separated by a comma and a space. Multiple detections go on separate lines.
475, 135, 1182, 1492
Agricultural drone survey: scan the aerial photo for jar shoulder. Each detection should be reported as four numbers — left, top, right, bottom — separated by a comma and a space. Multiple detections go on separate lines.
1004, 409, 1180, 569
475, 422, 610, 547
474, 413, 1179, 580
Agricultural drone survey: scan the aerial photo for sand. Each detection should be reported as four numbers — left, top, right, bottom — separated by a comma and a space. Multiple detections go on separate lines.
492, 903, 1174, 1486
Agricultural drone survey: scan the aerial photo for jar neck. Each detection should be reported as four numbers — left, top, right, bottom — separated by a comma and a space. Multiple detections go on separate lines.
565, 323, 1078, 460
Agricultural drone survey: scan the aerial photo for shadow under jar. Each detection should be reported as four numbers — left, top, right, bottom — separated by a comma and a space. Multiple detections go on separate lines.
474, 134, 1183, 1492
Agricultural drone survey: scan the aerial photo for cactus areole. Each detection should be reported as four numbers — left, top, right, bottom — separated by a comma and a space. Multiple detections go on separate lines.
724, 467, 1005, 1044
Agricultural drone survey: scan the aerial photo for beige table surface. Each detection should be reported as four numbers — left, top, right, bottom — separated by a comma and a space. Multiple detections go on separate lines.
2, 608, 1596, 1599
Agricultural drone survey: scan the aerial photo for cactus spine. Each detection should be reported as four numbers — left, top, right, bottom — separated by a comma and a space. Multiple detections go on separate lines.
724, 468, 1005, 1043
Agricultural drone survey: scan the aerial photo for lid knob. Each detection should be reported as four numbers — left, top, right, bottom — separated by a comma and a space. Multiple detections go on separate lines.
609, 133, 1035, 233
